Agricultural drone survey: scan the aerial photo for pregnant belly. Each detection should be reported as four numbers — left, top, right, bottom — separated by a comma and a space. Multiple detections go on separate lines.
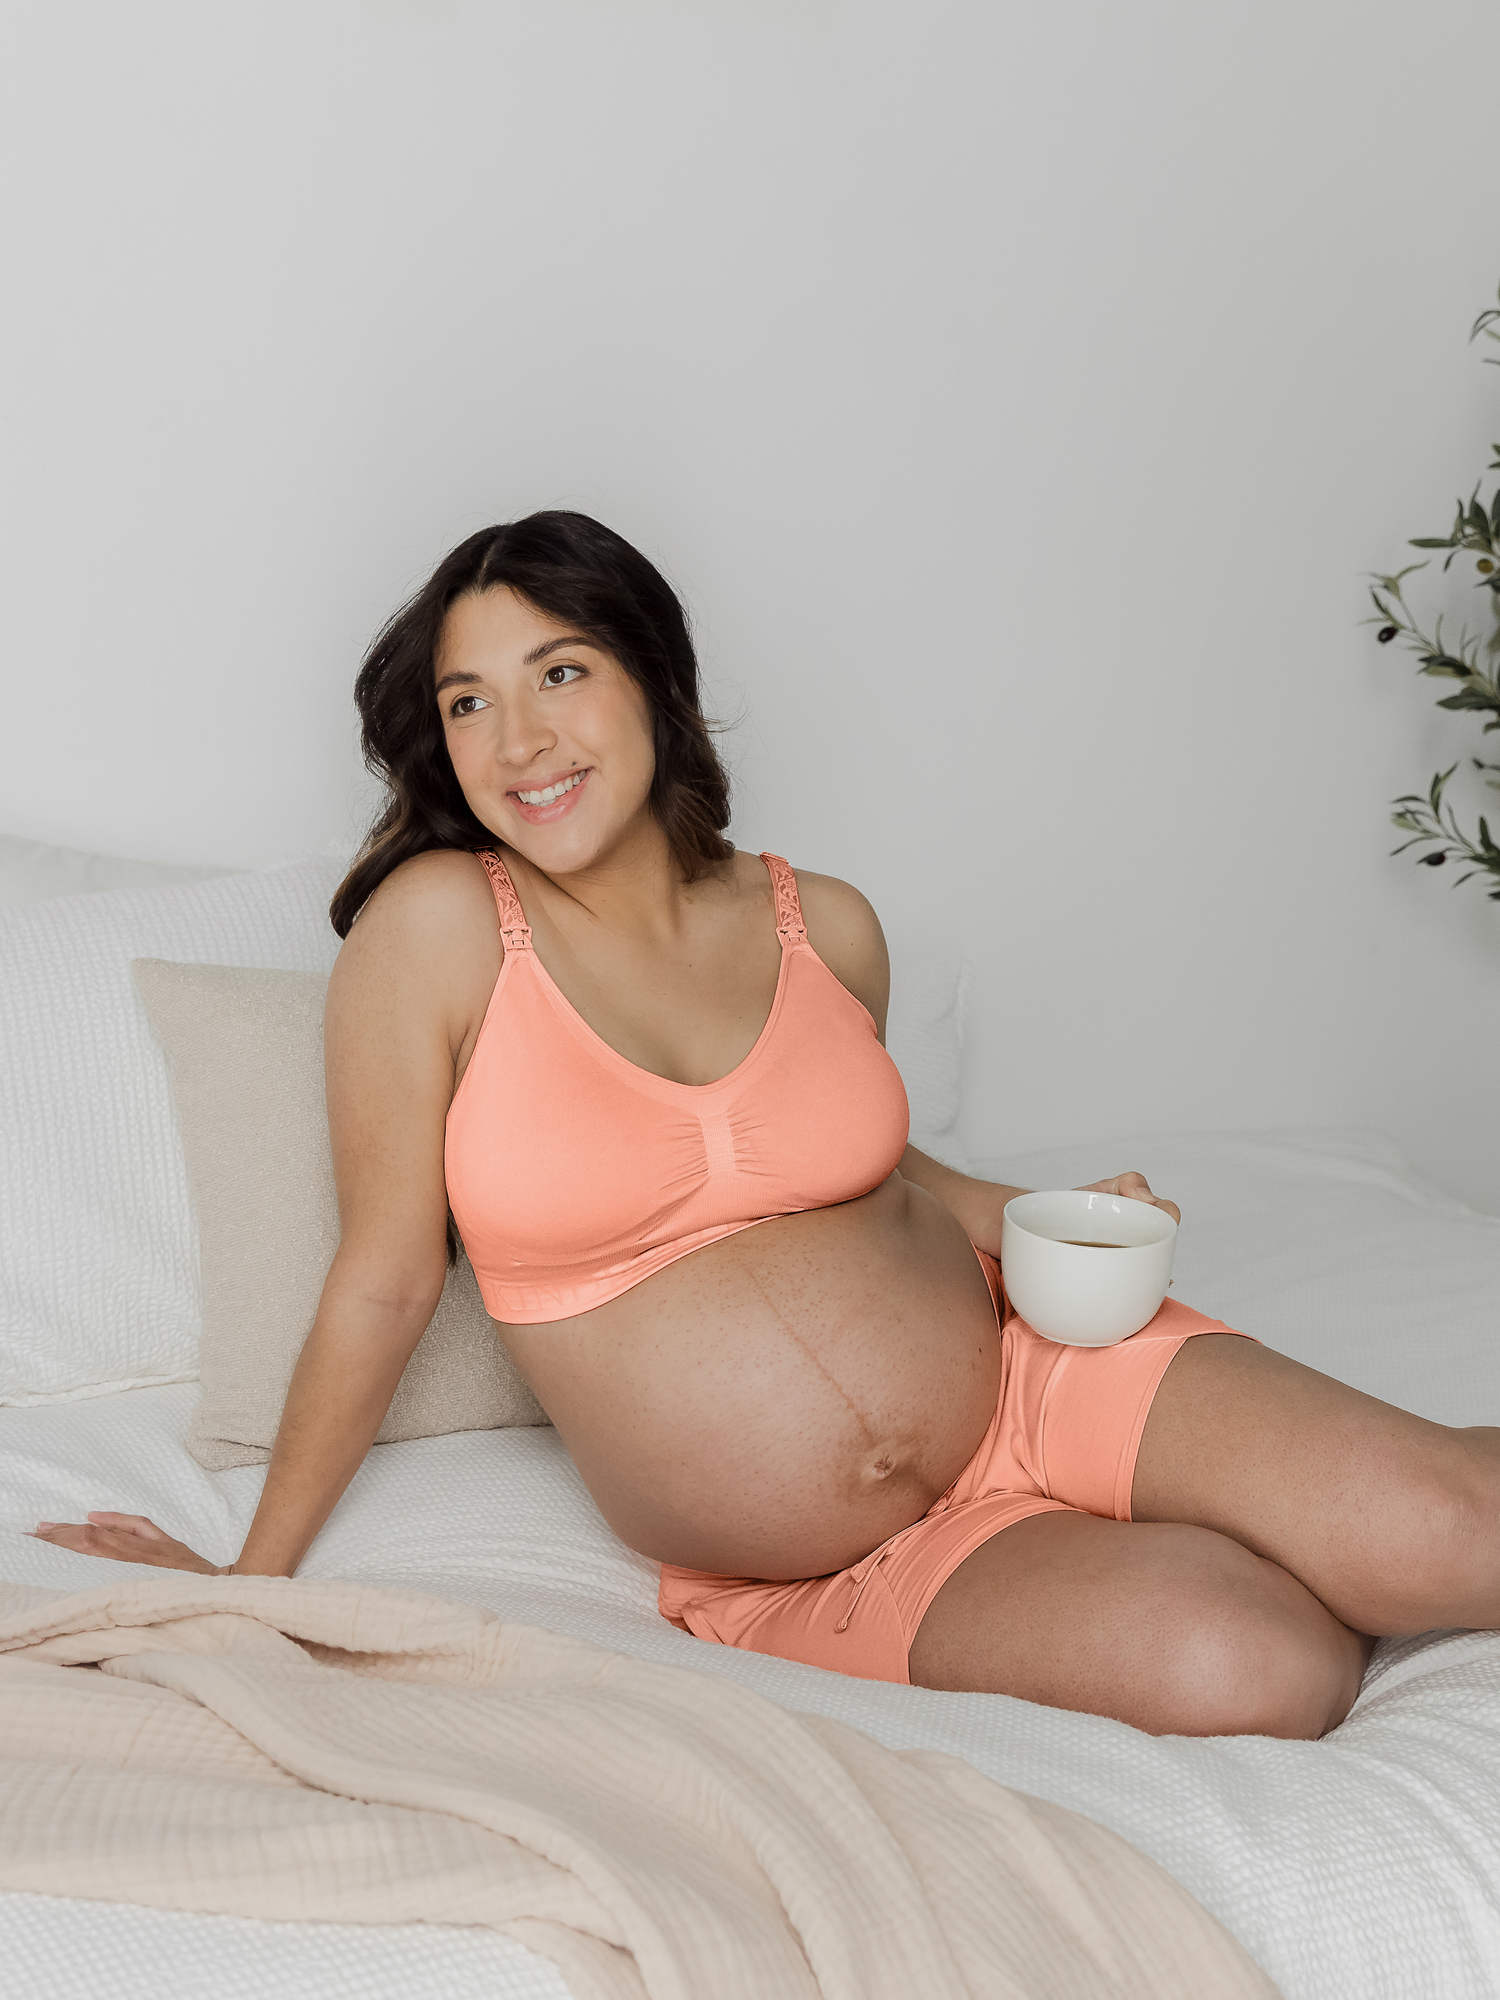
500, 1174, 1003, 1580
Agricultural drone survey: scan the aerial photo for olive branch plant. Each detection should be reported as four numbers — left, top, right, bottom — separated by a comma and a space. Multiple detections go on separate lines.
1367, 281, 1500, 901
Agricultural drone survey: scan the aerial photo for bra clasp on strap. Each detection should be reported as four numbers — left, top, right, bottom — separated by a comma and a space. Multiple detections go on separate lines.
761, 852, 807, 946
477, 850, 534, 953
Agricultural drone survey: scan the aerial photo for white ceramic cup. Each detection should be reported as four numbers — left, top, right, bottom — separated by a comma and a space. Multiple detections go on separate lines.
1000, 1189, 1177, 1346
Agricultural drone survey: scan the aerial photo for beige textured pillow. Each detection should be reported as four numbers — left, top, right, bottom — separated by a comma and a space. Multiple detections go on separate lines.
132, 958, 547, 1470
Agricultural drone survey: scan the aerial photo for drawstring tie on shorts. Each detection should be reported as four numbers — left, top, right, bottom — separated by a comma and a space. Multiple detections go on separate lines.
834, 1495, 954, 1633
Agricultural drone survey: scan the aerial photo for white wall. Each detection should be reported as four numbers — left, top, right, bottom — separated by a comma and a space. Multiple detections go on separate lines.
3, 0, 1497, 1210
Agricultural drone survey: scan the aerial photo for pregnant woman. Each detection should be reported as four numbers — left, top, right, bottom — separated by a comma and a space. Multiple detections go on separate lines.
37, 512, 1500, 1738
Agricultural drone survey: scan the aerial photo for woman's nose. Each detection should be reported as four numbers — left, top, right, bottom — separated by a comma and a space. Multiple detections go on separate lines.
497, 696, 556, 768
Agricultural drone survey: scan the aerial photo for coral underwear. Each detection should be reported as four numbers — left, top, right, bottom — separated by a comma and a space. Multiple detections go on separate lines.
657, 1251, 1250, 1684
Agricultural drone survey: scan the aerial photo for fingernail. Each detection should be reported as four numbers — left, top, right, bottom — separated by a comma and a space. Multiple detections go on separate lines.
35, 1522, 56, 1532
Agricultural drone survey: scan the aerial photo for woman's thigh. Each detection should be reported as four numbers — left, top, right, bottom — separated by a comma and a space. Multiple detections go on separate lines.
1132, 1334, 1500, 1636
906, 1509, 1367, 1737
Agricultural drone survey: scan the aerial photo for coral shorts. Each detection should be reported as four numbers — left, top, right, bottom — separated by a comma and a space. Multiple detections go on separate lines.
657, 1249, 1248, 1685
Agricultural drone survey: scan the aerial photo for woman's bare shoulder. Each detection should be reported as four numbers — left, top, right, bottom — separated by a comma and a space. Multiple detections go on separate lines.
791, 866, 883, 940
329, 848, 498, 1019
324, 852, 494, 1215
784, 865, 891, 1032
343, 847, 492, 944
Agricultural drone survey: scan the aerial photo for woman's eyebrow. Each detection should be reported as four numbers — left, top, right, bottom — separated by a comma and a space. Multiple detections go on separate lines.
523, 634, 596, 666
435, 635, 596, 694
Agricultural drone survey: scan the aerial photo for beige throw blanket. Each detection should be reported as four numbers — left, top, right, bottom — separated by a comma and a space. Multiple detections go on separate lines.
0, 1575, 1277, 2000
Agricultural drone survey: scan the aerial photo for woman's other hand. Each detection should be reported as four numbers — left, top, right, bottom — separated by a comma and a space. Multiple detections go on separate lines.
1078, 1171, 1180, 1226
31, 1512, 227, 1574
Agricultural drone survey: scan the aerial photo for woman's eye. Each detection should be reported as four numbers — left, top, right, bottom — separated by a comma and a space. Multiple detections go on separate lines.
449, 694, 488, 718
542, 664, 585, 687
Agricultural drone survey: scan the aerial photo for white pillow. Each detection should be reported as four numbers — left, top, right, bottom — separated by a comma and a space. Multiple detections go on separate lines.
885, 951, 971, 1168
0, 857, 345, 1405
0, 831, 237, 907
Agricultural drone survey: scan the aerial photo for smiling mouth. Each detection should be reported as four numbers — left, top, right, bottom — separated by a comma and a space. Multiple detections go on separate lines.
512, 770, 589, 807
506, 768, 593, 823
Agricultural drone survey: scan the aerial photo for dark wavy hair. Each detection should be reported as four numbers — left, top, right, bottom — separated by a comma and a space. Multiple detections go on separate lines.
330, 511, 733, 938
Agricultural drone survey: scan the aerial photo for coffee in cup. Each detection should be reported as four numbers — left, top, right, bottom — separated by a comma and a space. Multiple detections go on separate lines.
1000, 1190, 1177, 1346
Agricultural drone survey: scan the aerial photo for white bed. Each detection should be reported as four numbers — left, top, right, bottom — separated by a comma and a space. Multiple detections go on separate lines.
5, 1125, 1500, 1999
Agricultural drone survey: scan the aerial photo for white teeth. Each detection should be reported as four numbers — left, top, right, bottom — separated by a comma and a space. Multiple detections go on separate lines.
516, 772, 584, 807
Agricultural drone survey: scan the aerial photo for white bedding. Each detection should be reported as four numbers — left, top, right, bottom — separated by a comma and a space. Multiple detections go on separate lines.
3, 1128, 1499, 1999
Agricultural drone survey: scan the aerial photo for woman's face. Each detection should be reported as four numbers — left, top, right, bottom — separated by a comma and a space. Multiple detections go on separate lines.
435, 586, 658, 876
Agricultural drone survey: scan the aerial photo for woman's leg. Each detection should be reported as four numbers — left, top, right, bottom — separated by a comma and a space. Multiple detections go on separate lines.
907, 1509, 1369, 1737
1130, 1334, 1500, 1636
909, 1330, 1494, 1734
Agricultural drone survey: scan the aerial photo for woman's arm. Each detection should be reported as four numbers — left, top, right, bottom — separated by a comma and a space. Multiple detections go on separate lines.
34, 851, 495, 1577
49, 1264, 444, 1576
227, 1252, 444, 1575
898, 1148, 1179, 1260
896, 1147, 1026, 1255
793, 869, 1179, 1255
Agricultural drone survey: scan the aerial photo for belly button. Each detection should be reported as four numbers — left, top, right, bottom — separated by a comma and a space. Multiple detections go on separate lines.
870, 1453, 895, 1480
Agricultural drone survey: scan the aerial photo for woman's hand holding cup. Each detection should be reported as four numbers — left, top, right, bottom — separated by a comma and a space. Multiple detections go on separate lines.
1001, 1171, 1181, 1347
1076, 1169, 1180, 1225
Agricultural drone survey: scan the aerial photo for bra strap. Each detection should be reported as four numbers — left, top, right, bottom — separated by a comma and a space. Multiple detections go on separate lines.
761, 853, 807, 945
476, 850, 534, 953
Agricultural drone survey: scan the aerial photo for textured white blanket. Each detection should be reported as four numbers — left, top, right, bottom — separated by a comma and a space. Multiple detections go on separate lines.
0, 1574, 1274, 2000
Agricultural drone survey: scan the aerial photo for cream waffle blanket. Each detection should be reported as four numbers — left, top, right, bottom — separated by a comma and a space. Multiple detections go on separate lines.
0, 1574, 1276, 2000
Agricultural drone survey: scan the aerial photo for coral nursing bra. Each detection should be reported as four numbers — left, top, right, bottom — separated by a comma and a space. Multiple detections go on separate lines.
444, 849, 910, 1323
